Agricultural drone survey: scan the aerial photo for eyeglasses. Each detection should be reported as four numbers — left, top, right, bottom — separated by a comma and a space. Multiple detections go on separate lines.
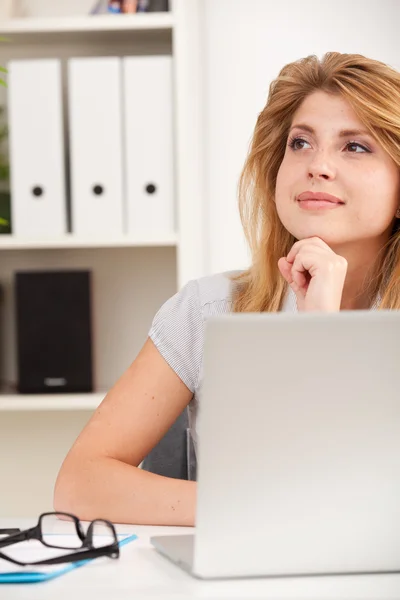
0, 528, 20, 535
0, 512, 119, 567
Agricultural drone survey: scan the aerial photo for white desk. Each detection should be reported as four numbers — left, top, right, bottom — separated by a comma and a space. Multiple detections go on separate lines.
2, 518, 400, 599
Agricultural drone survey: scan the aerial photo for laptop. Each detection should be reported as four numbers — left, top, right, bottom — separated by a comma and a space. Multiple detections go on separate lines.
151, 310, 400, 579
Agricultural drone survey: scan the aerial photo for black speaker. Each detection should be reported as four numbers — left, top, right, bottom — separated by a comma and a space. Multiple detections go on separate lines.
15, 270, 93, 394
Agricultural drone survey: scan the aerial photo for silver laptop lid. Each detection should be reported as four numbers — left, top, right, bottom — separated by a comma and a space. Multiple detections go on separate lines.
194, 311, 400, 578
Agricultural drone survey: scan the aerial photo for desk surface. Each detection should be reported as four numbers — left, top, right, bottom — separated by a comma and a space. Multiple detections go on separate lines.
1, 518, 400, 599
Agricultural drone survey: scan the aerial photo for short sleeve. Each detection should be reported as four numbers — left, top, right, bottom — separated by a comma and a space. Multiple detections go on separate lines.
148, 279, 204, 393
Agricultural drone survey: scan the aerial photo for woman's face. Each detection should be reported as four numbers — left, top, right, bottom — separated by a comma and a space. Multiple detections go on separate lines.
275, 90, 400, 248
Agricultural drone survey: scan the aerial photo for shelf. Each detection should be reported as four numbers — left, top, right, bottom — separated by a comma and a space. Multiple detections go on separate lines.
0, 233, 178, 250
0, 13, 174, 36
0, 392, 106, 411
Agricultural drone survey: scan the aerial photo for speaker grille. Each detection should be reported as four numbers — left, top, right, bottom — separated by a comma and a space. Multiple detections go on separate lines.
15, 270, 93, 394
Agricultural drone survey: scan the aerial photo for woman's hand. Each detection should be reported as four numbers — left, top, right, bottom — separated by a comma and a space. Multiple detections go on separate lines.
278, 237, 348, 311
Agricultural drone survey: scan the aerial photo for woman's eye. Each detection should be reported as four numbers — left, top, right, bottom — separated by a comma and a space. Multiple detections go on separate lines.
288, 137, 311, 150
346, 142, 369, 153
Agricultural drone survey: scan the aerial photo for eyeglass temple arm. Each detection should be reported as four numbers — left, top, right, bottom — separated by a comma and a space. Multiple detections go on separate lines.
0, 543, 119, 567
0, 527, 35, 549
38, 543, 119, 565
0, 528, 20, 534
0, 549, 28, 567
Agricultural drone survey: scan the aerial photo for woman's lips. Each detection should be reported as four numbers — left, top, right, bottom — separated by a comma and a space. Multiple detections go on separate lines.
296, 191, 344, 211
298, 199, 343, 210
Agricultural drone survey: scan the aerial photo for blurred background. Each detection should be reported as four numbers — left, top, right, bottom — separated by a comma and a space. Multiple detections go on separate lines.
0, 0, 399, 516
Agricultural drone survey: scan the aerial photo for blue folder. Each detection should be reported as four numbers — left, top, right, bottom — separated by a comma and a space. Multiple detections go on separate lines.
0, 533, 138, 584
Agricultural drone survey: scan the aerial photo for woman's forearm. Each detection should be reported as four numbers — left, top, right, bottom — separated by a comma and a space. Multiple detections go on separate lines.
54, 456, 196, 526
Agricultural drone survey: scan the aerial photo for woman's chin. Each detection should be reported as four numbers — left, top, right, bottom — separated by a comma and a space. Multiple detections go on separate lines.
289, 227, 343, 246
280, 213, 352, 246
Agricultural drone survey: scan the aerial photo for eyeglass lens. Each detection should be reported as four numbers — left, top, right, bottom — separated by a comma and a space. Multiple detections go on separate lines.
40, 513, 83, 549
40, 514, 116, 550
89, 521, 117, 549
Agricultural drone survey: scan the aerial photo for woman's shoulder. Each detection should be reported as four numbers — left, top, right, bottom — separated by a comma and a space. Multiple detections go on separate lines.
195, 269, 244, 315
148, 270, 244, 392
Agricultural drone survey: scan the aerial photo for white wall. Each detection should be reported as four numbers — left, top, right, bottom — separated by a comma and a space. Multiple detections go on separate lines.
203, 0, 400, 275
0, 411, 92, 517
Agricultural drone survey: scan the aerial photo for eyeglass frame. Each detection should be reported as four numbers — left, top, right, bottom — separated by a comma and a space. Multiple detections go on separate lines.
0, 512, 119, 567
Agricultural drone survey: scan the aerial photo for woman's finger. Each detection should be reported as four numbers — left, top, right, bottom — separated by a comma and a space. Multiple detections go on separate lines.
291, 254, 308, 290
277, 257, 293, 284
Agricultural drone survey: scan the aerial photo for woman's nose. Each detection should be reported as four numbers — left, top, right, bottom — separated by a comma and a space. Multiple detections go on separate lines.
307, 151, 336, 180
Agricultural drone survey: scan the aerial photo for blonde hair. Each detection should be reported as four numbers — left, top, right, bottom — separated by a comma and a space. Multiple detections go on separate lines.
232, 52, 400, 312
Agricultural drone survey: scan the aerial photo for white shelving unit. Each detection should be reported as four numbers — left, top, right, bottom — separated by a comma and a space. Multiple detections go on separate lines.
0, 392, 105, 412
0, 0, 206, 517
0, 233, 178, 250
0, 13, 174, 35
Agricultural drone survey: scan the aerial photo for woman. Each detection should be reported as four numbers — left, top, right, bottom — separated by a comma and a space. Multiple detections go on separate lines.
54, 51, 400, 526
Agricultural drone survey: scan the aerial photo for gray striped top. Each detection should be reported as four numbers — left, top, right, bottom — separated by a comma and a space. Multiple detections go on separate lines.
148, 270, 298, 449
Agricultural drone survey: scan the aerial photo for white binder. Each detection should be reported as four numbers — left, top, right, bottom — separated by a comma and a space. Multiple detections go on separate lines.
68, 57, 124, 235
8, 59, 67, 237
123, 56, 175, 237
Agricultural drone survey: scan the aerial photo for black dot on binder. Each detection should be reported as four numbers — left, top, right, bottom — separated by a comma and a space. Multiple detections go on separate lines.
32, 186, 44, 197
93, 185, 104, 196
145, 184, 157, 195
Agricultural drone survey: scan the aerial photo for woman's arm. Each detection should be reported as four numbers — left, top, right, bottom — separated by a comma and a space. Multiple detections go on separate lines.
53, 338, 196, 526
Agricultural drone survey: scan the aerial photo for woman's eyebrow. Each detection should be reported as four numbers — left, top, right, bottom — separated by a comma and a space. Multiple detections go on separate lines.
290, 123, 372, 138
